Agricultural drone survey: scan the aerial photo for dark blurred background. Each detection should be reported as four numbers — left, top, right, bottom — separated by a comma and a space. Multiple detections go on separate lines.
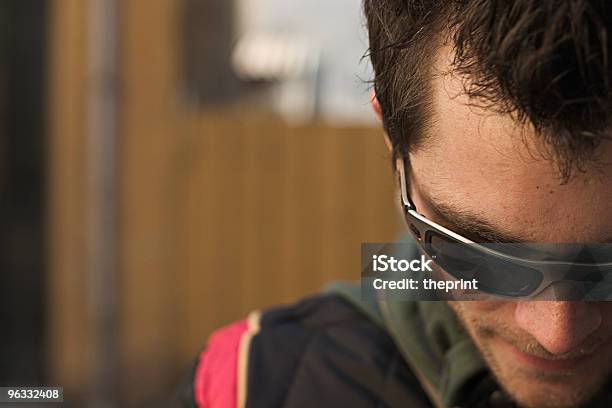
0, 0, 48, 387
1, 0, 402, 406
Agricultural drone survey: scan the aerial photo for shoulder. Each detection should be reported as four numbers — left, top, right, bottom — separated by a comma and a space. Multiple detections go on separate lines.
177, 293, 432, 408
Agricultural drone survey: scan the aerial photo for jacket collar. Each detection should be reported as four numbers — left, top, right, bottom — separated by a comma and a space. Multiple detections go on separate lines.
326, 236, 489, 407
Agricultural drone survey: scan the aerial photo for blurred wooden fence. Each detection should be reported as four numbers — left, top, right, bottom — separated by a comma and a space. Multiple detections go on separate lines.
48, 0, 401, 406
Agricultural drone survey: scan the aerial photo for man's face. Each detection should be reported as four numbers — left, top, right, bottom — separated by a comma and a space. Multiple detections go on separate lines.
404, 46, 612, 408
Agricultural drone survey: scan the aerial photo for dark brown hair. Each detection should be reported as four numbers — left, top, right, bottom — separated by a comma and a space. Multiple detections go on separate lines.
364, 0, 612, 180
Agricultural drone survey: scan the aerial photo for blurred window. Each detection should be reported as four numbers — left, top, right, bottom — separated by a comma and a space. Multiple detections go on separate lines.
183, 0, 374, 125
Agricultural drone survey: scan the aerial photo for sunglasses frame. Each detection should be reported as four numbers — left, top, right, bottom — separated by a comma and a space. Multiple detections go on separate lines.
397, 158, 612, 298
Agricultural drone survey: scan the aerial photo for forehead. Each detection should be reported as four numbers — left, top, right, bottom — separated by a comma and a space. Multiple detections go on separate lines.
409, 46, 612, 243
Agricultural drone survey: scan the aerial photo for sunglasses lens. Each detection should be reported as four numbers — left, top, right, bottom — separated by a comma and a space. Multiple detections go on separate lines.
427, 234, 543, 297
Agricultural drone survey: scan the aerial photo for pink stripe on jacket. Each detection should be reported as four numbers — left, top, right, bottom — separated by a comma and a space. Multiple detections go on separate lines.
194, 320, 248, 408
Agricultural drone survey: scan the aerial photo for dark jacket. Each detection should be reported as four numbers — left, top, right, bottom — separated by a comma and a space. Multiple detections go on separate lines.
175, 279, 522, 407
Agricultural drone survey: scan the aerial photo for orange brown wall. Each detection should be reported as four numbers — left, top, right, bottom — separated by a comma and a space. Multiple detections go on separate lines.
48, 0, 401, 405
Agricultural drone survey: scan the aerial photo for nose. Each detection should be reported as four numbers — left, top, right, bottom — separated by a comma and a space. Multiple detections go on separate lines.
515, 301, 601, 355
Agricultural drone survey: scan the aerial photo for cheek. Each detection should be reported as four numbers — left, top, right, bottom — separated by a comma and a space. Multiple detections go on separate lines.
452, 302, 521, 369
451, 301, 516, 333
455, 300, 509, 314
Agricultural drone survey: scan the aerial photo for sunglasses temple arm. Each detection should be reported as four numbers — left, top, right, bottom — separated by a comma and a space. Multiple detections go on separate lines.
398, 159, 413, 209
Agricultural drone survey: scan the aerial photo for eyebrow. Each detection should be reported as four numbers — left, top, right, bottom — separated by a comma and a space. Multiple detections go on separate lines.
417, 190, 527, 244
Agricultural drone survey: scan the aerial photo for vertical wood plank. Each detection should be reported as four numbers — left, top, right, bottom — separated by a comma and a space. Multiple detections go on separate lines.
48, 0, 90, 397
119, 0, 185, 404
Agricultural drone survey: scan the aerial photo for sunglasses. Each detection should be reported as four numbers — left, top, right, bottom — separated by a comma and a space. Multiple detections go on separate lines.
398, 159, 612, 299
